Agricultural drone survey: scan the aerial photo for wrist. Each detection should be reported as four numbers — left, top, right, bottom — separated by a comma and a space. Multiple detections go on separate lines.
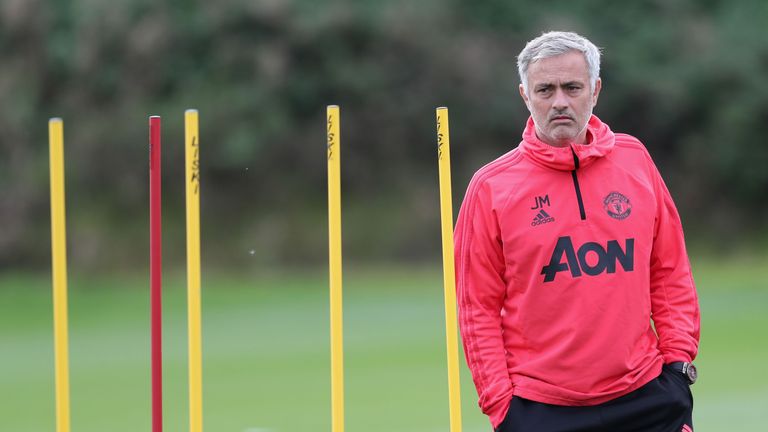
667, 361, 698, 384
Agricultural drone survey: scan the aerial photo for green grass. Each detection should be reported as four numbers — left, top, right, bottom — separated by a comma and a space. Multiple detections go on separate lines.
0, 257, 766, 431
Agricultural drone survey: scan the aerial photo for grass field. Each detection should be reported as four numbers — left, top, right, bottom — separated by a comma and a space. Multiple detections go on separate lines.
1, 256, 767, 431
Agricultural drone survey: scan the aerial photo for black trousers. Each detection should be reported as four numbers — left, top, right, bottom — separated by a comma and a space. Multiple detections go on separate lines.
496, 365, 694, 432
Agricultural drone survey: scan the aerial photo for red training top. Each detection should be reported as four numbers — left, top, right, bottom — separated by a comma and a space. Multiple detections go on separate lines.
454, 115, 700, 428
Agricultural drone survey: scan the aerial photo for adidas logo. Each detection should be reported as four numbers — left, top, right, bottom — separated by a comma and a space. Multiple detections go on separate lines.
531, 209, 555, 226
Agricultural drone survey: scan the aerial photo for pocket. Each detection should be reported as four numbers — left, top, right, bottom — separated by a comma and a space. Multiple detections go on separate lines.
662, 365, 691, 389
494, 398, 515, 432
661, 365, 693, 409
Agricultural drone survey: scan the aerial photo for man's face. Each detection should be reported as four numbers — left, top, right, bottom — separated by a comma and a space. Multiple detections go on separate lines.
519, 50, 601, 147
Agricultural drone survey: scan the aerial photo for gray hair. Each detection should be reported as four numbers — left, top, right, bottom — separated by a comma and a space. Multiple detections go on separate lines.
517, 31, 601, 95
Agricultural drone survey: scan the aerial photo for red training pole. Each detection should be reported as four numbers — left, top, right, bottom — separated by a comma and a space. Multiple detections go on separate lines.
149, 116, 163, 432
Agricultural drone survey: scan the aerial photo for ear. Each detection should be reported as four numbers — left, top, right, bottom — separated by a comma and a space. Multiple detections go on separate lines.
592, 78, 602, 107
519, 83, 530, 110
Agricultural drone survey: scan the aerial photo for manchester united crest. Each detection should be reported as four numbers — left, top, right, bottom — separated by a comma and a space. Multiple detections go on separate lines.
603, 192, 632, 220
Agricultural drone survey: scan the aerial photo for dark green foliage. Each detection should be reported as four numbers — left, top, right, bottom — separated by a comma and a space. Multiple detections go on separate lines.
1, 0, 766, 269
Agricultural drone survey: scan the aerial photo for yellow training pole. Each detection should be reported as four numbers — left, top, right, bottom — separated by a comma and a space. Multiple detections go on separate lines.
327, 105, 345, 432
185, 109, 203, 432
436, 107, 462, 432
49, 117, 71, 432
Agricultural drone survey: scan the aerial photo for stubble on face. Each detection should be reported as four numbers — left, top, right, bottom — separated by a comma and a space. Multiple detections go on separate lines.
520, 51, 600, 147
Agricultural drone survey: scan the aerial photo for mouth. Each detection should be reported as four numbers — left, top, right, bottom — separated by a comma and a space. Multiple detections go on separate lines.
550, 115, 573, 123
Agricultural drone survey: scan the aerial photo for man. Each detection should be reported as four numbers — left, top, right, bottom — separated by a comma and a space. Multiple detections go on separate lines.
454, 31, 700, 432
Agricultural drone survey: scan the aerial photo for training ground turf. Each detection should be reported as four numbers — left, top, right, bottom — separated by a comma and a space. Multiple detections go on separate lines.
1, 256, 767, 431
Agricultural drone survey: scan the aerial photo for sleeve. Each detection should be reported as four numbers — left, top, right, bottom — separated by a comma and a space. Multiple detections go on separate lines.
454, 177, 514, 428
647, 159, 701, 364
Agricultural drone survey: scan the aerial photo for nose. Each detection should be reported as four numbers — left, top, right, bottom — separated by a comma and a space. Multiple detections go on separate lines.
552, 88, 569, 111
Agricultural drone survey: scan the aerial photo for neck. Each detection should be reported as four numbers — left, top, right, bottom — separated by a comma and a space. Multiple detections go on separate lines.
534, 127, 589, 148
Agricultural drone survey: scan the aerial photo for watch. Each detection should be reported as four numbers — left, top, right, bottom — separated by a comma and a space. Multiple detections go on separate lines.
669, 361, 697, 384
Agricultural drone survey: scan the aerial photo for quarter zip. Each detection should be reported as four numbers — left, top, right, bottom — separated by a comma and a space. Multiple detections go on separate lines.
571, 147, 587, 220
